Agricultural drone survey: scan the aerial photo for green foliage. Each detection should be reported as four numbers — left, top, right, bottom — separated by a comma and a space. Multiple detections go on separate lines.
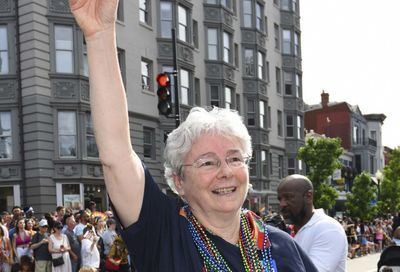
345, 172, 377, 221
378, 148, 400, 214
297, 137, 343, 210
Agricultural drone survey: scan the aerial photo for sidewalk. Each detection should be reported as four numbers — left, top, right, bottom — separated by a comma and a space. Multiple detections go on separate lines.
347, 252, 381, 272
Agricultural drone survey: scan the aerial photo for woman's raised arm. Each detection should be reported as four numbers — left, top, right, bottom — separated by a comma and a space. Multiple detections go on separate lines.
69, 0, 144, 227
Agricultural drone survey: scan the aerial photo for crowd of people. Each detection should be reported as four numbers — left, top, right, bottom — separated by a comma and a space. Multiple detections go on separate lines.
0, 203, 132, 272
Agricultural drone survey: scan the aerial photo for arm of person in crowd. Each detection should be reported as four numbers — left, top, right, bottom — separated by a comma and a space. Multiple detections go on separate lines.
29, 234, 47, 250
12, 233, 16, 257
69, 0, 145, 228
307, 229, 348, 272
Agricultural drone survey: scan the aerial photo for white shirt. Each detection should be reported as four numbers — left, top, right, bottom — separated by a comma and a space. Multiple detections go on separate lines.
101, 229, 117, 256
294, 209, 348, 272
80, 238, 100, 268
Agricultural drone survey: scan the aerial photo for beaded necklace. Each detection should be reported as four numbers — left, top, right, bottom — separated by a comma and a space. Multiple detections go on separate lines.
183, 205, 276, 272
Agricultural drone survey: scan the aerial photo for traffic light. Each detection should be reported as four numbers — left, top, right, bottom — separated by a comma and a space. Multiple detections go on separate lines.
156, 73, 172, 117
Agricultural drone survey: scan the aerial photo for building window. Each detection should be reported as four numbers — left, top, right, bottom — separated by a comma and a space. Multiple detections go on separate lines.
298, 159, 302, 171
284, 71, 292, 95
249, 154, 257, 177
143, 127, 155, 159
295, 73, 301, 97
257, 51, 265, 80
194, 78, 201, 106
353, 125, 359, 144
0, 26, 9, 74
236, 93, 241, 112
247, 99, 255, 126
139, 0, 149, 24
86, 113, 98, 158
267, 106, 271, 128
160, 2, 172, 38
278, 155, 284, 178
207, 28, 218, 60
266, 61, 270, 83
286, 114, 294, 137
58, 111, 77, 158
274, 24, 280, 50
292, 0, 297, 12
193, 20, 199, 48
225, 87, 233, 109
269, 153, 273, 175
294, 32, 300, 56
282, 29, 291, 54
178, 5, 188, 42
180, 69, 189, 105
370, 130, 377, 140
288, 158, 295, 175
244, 49, 254, 76
234, 43, 239, 67
276, 67, 281, 94
223, 32, 231, 63
210, 86, 220, 107
117, 0, 124, 21
297, 115, 302, 139
221, 0, 232, 9
281, 0, 290, 10
256, 3, 263, 31
55, 25, 73, 73
82, 38, 88, 77
277, 110, 283, 137
243, 0, 252, 27
261, 150, 268, 178
259, 100, 266, 128
141, 59, 152, 91
0, 112, 12, 159
117, 48, 126, 86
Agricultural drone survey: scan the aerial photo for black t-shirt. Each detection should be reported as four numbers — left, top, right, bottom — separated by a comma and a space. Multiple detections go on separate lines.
30, 232, 51, 261
117, 166, 317, 272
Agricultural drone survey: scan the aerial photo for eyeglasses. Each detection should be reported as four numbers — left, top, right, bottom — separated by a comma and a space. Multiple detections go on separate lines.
181, 151, 251, 173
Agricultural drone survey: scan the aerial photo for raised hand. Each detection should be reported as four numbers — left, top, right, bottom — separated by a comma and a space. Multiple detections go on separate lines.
69, 0, 119, 38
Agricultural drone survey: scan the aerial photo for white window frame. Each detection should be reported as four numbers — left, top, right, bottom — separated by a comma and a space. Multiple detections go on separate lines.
160, 2, 172, 38
282, 29, 291, 54
141, 59, 151, 91
225, 87, 232, 109
259, 100, 266, 128
243, 0, 252, 28
58, 111, 77, 158
0, 25, 9, 74
55, 25, 74, 73
207, 28, 218, 60
0, 111, 12, 160
180, 69, 189, 105
178, 5, 188, 42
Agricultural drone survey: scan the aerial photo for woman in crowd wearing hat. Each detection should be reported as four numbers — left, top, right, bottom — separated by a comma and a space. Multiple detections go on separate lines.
69, 0, 318, 271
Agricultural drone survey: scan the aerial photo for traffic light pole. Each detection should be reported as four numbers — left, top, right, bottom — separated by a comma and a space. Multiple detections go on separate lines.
171, 28, 180, 128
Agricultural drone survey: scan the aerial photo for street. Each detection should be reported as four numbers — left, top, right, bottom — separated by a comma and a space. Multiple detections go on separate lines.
348, 252, 381, 272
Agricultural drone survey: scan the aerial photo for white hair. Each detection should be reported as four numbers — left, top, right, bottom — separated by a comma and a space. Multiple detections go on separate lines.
163, 107, 252, 194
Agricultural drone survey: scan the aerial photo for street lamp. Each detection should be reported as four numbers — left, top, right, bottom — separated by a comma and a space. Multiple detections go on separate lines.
375, 170, 383, 201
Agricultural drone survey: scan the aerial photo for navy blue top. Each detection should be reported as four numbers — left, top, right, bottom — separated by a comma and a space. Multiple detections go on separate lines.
116, 166, 317, 272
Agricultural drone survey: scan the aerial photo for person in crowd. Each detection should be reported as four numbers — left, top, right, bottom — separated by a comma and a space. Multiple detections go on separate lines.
63, 214, 81, 272
102, 219, 117, 257
24, 219, 36, 238
277, 174, 348, 272
30, 219, 52, 272
68, 1, 318, 271
88, 202, 97, 215
12, 218, 32, 262
75, 210, 91, 242
375, 220, 385, 252
48, 221, 72, 272
9, 207, 22, 229
43, 213, 56, 231
392, 226, 400, 246
0, 223, 13, 272
23, 207, 35, 221
95, 218, 106, 237
80, 225, 100, 270
104, 210, 113, 219
17, 255, 35, 272
105, 235, 130, 272
55, 206, 66, 223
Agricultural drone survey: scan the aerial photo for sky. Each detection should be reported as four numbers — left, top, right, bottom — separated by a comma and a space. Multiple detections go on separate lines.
300, 0, 400, 149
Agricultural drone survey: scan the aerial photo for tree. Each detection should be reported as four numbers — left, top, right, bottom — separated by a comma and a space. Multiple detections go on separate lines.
378, 148, 400, 215
345, 172, 377, 221
297, 137, 343, 210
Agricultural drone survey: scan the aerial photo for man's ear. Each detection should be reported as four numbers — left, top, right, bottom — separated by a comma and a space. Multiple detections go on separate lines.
304, 190, 313, 203
173, 174, 184, 196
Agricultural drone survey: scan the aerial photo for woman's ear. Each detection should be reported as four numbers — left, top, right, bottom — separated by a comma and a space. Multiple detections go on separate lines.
173, 174, 185, 196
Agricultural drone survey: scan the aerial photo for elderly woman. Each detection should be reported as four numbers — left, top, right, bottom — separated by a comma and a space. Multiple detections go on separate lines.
69, 0, 317, 271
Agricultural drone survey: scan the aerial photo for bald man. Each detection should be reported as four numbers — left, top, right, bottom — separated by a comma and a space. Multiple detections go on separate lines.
277, 174, 347, 272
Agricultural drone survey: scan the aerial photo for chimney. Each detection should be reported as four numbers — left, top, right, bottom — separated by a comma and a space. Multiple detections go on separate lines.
321, 91, 329, 108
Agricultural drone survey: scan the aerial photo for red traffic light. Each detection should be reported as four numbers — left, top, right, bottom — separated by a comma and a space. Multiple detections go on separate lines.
156, 73, 170, 87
